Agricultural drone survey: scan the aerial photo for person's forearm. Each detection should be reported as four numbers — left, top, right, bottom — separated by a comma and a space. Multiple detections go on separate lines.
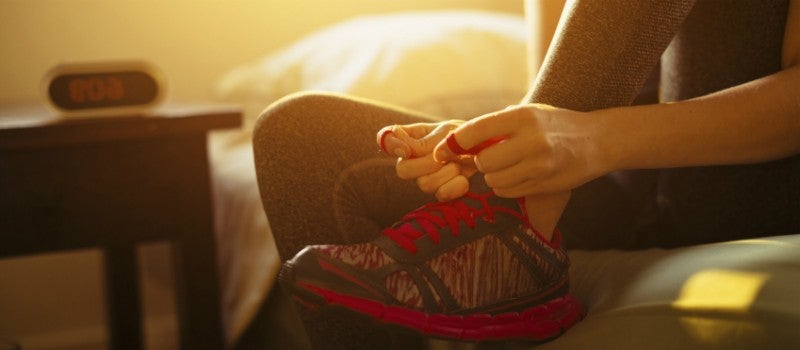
596, 64, 800, 171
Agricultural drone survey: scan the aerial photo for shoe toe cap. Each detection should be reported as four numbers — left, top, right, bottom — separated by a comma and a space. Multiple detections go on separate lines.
281, 246, 389, 304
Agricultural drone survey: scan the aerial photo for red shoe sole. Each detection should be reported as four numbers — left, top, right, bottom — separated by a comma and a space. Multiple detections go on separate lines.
294, 282, 584, 342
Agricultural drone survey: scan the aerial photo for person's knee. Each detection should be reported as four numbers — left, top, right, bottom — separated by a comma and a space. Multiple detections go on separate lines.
256, 92, 328, 133
252, 92, 342, 149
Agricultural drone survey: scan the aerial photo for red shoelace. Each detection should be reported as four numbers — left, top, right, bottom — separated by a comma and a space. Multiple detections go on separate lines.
382, 192, 527, 254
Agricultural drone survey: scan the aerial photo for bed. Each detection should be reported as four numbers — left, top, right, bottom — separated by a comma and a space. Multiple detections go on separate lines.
208, 10, 530, 347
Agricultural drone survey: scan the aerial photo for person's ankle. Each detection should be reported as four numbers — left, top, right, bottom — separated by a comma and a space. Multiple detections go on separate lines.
523, 191, 571, 242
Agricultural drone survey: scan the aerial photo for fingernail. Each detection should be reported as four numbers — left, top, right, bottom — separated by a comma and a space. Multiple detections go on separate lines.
434, 148, 449, 163
394, 149, 407, 158
378, 131, 393, 153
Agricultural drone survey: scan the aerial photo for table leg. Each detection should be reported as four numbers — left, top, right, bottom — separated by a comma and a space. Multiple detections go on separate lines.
104, 245, 143, 350
172, 234, 224, 350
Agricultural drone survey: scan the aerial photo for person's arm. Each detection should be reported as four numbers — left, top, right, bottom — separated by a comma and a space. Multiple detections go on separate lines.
434, 62, 800, 199
598, 65, 800, 171
600, 0, 800, 171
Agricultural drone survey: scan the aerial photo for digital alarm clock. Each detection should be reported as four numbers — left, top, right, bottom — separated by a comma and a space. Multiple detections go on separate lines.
44, 60, 165, 117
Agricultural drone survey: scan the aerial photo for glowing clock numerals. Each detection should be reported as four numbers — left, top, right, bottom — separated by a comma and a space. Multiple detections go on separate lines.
68, 76, 125, 103
46, 64, 162, 113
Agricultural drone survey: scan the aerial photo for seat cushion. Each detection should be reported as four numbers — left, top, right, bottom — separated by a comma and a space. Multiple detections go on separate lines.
538, 234, 800, 349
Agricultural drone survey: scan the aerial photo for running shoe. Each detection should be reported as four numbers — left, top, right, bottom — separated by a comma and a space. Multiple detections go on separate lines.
279, 179, 584, 342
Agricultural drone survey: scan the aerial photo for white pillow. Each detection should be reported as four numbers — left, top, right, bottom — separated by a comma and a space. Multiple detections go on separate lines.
216, 10, 528, 126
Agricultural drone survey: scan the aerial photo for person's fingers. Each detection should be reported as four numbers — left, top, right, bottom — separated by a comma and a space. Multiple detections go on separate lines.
435, 175, 470, 202
491, 178, 549, 198
433, 110, 522, 162
472, 137, 528, 173
482, 161, 539, 191
392, 126, 431, 158
377, 125, 396, 151
377, 126, 407, 156
415, 162, 461, 194
377, 124, 428, 158
395, 154, 443, 180
380, 131, 411, 158
457, 157, 480, 178
403, 123, 458, 159
403, 122, 439, 140
378, 123, 454, 159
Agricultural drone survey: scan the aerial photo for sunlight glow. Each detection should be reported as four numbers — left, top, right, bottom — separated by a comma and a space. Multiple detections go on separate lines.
722, 238, 797, 247
672, 269, 769, 312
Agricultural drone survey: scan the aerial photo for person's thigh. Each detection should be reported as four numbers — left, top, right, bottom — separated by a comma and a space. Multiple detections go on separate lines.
253, 92, 441, 260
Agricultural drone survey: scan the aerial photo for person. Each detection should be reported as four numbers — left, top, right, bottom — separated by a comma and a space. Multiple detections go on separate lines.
253, 0, 800, 349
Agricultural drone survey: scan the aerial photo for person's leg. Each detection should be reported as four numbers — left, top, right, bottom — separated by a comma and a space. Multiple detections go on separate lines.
526, 0, 694, 110
254, 92, 439, 260
253, 92, 438, 349
523, 0, 697, 249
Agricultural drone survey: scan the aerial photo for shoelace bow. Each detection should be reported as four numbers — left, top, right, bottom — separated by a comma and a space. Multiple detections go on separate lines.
382, 192, 526, 254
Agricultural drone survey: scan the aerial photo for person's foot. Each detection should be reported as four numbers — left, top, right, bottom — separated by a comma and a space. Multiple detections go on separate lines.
279, 178, 584, 342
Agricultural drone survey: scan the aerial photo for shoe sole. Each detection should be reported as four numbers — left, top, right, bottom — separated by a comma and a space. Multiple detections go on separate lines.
281, 268, 585, 342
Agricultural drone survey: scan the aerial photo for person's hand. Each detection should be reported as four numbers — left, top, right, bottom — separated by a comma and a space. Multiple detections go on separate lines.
377, 120, 478, 201
433, 104, 609, 198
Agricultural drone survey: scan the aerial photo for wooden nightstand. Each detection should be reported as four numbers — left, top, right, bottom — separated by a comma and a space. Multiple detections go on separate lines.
0, 105, 241, 350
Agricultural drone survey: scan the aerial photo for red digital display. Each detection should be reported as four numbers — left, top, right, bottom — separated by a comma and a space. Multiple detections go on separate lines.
48, 70, 159, 111
68, 75, 125, 103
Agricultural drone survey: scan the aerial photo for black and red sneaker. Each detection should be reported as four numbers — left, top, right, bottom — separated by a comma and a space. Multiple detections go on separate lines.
279, 179, 584, 342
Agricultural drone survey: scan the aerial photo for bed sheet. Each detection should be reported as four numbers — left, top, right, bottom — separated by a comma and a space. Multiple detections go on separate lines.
209, 130, 281, 346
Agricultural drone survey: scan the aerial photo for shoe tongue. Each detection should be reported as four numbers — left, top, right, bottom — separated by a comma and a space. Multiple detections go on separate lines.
464, 176, 521, 213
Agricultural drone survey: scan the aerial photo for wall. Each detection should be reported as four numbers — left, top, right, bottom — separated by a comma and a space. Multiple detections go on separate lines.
0, 1, 522, 348
0, 0, 521, 105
